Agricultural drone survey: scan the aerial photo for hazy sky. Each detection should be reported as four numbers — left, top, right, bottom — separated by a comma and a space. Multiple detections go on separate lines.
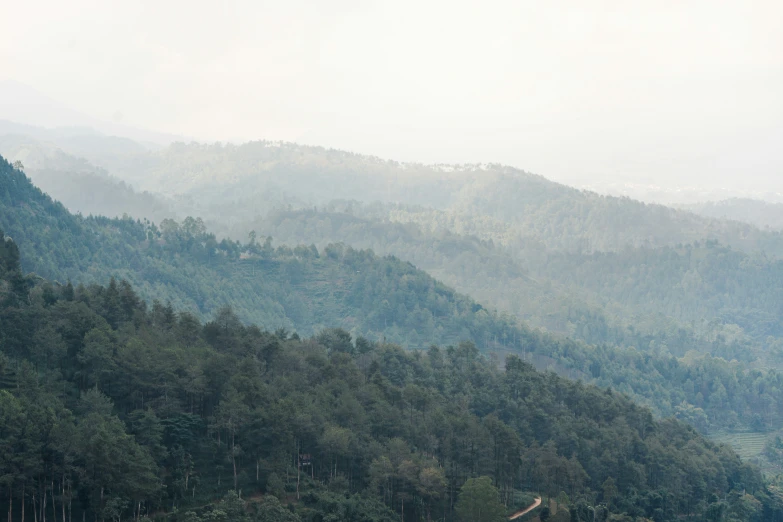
1, 0, 781, 189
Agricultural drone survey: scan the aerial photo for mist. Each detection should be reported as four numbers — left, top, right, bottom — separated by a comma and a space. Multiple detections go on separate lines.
1, 0, 782, 195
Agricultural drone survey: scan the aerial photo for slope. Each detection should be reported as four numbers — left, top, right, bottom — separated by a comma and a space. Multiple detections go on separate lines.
0, 239, 780, 521
683, 198, 783, 231
0, 132, 175, 222
8, 156, 783, 435
52, 139, 783, 256
226, 206, 783, 360
0, 154, 530, 349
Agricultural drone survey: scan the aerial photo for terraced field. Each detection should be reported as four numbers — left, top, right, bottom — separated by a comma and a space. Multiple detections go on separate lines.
711, 432, 770, 460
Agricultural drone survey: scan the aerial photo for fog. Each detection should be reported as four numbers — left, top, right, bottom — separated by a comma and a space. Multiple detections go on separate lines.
1, 0, 781, 193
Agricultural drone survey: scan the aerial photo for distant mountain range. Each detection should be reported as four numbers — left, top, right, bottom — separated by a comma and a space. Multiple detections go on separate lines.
7, 149, 783, 440
0, 79, 188, 145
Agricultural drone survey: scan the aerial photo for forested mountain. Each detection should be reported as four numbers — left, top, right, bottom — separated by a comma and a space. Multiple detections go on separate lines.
1, 232, 781, 521
6, 130, 783, 357
683, 199, 783, 231
4, 130, 783, 256
0, 155, 516, 348
0, 133, 174, 222
232, 206, 783, 359
10, 155, 783, 441
69, 139, 783, 255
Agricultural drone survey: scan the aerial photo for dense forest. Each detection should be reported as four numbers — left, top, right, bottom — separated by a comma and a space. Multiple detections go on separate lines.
236, 206, 781, 357
0, 133, 174, 223
7, 134, 783, 362
9, 156, 783, 438
5, 134, 783, 256
2, 229, 782, 521
683, 199, 783, 231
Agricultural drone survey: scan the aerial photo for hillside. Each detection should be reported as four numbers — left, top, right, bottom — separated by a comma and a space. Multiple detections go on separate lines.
684, 198, 783, 231
0, 235, 780, 521
4, 130, 783, 256
0, 133, 174, 222
9, 156, 783, 436
68, 139, 783, 255
0, 155, 518, 348
7, 132, 783, 358
225, 206, 783, 359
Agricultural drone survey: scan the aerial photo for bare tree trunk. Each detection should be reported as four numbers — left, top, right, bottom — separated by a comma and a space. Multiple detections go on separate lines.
232, 455, 238, 491
61, 477, 65, 522
296, 444, 301, 500
51, 482, 57, 522
22, 484, 26, 522
8, 487, 12, 522
231, 431, 238, 491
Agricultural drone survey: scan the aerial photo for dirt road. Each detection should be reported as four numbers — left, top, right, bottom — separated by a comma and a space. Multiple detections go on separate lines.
509, 497, 542, 520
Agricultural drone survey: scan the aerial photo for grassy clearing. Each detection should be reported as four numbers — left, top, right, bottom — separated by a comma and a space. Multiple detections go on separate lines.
711, 431, 770, 459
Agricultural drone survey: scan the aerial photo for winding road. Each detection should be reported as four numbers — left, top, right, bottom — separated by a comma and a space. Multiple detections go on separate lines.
509, 497, 542, 520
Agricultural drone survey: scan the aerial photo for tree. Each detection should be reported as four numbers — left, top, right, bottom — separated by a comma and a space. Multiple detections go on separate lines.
211, 385, 249, 490
601, 477, 617, 504
254, 495, 301, 522
417, 467, 446, 522
455, 476, 505, 522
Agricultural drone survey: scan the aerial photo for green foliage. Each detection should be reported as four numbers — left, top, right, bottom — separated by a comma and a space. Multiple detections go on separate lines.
455, 476, 506, 522
8, 154, 783, 438
0, 234, 778, 521
254, 496, 300, 522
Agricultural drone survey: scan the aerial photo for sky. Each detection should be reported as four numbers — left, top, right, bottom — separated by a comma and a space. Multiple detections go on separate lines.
1, 0, 782, 191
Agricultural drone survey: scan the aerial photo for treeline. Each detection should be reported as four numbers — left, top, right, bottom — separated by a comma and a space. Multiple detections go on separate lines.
12, 134, 783, 256
0, 155, 517, 347
1, 231, 781, 521
7, 156, 783, 435
238, 206, 768, 357
683, 199, 783, 231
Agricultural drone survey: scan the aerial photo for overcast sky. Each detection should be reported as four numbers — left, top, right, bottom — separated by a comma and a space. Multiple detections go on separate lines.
1, 0, 781, 190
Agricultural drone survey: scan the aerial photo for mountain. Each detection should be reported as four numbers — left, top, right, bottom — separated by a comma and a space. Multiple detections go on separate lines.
0, 80, 186, 145
52, 139, 783, 256
226, 204, 783, 362
1, 231, 780, 522
9, 155, 783, 439
684, 198, 783, 231
6, 130, 783, 255
0, 154, 518, 348
0, 132, 174, 221
9, 133, 783, 366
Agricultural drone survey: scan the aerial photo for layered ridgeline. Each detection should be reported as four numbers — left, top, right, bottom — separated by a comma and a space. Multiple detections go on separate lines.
0, 155, 528, 349
683, 199, 783, 231
233, 206, 783, 359
1, 233, 781, 522
8, 157, 783, 439
7, 132, 783, 361
0, 132, 174, 222
3, 132, 783, 255
6, 135, 783, 359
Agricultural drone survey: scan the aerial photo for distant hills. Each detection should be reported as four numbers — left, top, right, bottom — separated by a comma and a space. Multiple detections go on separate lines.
0, 80, 187, 145
3, 225, 777, 522
683, 198, 783, 231
8, 154, 783, 438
